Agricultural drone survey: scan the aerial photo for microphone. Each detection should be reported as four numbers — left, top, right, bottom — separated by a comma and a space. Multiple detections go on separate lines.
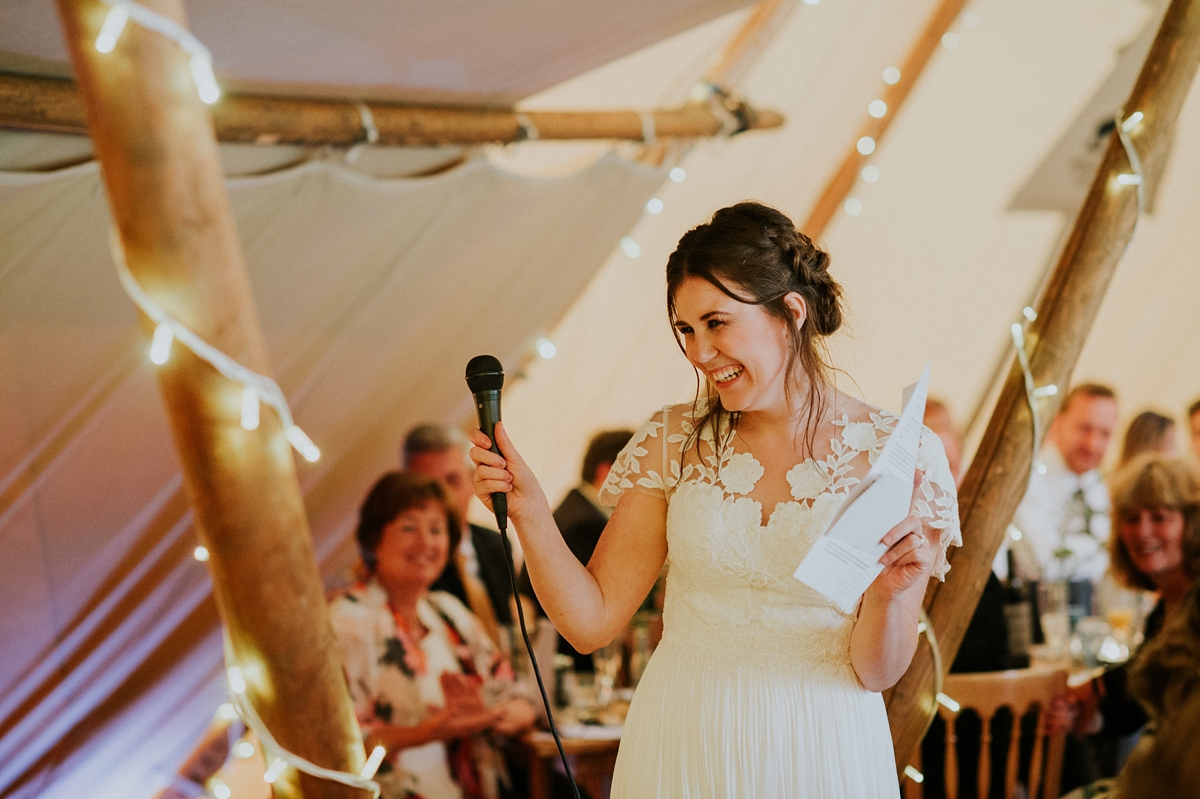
465, 354, 506, 532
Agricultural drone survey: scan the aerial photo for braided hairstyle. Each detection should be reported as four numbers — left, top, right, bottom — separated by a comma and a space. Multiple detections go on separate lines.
666, 201, 843, 455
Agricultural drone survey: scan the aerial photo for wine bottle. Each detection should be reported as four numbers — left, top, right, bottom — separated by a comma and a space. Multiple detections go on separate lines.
1002, 549, 1033, 668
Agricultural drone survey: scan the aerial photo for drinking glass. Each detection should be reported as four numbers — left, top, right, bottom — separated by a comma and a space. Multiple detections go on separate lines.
592, 639, 623, 707
1037, 580, 1070, 660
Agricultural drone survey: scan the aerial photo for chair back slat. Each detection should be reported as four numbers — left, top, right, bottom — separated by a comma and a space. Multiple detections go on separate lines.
937, 666, 1069, 799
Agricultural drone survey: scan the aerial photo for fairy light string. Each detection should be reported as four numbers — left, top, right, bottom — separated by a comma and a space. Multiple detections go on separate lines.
94, 0, 220, 104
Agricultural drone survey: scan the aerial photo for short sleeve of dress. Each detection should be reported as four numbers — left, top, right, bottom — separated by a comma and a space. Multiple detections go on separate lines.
914, 426, 962, 581
598, 406, 677, 507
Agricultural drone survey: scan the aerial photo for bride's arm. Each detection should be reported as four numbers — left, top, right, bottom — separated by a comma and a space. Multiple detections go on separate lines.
470, 423, 667, 653
849, 514, 935, 692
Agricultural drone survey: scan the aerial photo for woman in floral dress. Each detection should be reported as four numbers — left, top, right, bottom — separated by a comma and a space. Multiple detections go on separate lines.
329, 472, 537, 799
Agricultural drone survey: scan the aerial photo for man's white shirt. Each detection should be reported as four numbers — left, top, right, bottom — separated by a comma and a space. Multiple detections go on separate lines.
996, 445, 1111, 583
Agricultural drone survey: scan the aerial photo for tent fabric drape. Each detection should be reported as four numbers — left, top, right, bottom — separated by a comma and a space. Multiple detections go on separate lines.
0, 152, 665, 798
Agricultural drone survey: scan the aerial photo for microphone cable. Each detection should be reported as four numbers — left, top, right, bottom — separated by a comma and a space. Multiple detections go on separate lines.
495, 514, 583, 799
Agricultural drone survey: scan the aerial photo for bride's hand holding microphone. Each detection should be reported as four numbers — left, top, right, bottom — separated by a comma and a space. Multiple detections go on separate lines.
468, 422, 547, 526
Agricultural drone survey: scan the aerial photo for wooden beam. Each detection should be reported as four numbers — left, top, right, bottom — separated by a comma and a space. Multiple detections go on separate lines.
802, 0, 969, 238
886, 0, 1200, 776
53, 1, 367, 797
0, 71, 783, 146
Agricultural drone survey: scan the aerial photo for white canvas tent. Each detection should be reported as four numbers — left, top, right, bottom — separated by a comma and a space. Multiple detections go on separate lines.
1, 0, 1198, 796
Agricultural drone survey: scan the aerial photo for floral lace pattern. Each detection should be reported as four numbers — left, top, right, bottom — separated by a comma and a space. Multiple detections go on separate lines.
600, 400, 961, 670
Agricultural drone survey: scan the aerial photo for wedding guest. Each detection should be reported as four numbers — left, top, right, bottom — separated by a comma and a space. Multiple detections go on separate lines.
403, 424, 513, 641
1048, 454, 1200, 749
1118, 410, 1177, 466
999, 384, 1119, 620
330, 472, 536, 799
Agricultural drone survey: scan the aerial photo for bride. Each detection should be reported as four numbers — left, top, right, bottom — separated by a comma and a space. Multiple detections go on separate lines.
470, 201, 961, 798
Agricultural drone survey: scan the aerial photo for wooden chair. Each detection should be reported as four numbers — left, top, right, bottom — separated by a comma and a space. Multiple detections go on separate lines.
909, 665, 1069, 799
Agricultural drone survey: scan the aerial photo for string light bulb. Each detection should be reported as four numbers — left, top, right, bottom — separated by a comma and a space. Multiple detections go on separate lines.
241, 387, 260, 431
669, 167, 686, 183
936, 692, 961, 712
233, 741, 255, 759
535, 337, 557, 359
1121, 111, 1144, 132
210, 778, 232, 799
882, 67, 901, 85
94, 5, 130, 53
189, 54, 221, 104
285, 425, 321, 463
1116, 173, 1142, 186
868, 100, 888, 119
620, 236, 641, 258
1022, 306, 1038, 322
844, 198, 863, 216
646, 198, 664, 214
194, 545, 210, 562
149, 323, 174, 365
862, 165, 880, 183
361, 746, 387, 779
941, 31, 959, 49
227, 666, 247, 695
264, 757, 288, 784
904, 766, 925, 784
857, 136, 876, 155
216, 703, 238, 721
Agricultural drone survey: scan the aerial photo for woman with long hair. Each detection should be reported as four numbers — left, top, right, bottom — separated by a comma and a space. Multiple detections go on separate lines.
470, 202, 961, 797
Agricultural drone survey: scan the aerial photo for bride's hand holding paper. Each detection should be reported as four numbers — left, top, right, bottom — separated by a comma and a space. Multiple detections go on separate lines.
869, 473, 937, 599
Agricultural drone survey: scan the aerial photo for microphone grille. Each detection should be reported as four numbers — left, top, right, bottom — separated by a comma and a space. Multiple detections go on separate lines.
465, 355, 504, 392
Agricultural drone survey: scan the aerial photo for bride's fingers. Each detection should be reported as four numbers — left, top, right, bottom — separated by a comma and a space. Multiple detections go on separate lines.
879, 515, 921, 549
880, 531, 926, 567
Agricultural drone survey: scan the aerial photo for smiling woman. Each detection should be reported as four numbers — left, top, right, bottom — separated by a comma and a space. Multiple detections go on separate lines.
469, 201, 961, 798
328, 472, 537, 799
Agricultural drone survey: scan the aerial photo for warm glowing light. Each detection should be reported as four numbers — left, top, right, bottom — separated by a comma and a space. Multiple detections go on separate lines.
857, 137, 876, 155
904, 766, 925, 784
1116, 173, 1142, 186
669, 167, 686, 183
1008, 524, 1023, 542
1022, 306, 1037, 322
936, 692, 961, 712
227, 666, 247, 695
194, 545, 210, 562
263, 757, 287, 784
844, 198, 863, 217
233, 741, 255, 759
646, 198, 664, 214
361, 745, 387, 778
536, 337, 557, 359
621, 236, 641, 258
211, 779, 232, 799
882, 67, 901, 85
917, 621, 927, 634
1010, 322, 1025, 347
149, 323, 174, 365
1035, 461, 1048, 475
1033, 384, 1059, 399
862, 165, 880, 183
285, 426, 321, 463
240, 387, 260, 431
868, 100, 887, 119
189, 54, 221, 104
941, 32, 959, 49
94, 5, 130, 53
216, 703, 238, 720
1122, 111, 1144, 132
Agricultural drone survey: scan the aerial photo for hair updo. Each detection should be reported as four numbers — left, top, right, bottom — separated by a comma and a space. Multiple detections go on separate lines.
665, 201, 844, 450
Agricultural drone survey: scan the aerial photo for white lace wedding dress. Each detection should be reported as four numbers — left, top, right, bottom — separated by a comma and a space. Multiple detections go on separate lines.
598, 400, 961, 798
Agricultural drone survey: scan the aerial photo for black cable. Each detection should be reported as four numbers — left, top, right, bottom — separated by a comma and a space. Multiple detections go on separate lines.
496, 517, 582, 799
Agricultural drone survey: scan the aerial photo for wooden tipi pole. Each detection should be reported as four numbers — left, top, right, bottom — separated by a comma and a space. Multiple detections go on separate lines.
54, 1, 367, 797
0, 71, 783, 146
802, 0, 970, 239
887, 0, 1200, 775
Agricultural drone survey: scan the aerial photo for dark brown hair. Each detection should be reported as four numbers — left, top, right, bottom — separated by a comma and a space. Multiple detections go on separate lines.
1059, 382, 1116, 416
356, 471, 462, 573
665, 201, 842, 453
1119, 410, 1176, 466
1107, 454, 1200, 591
581, 429, 635, 484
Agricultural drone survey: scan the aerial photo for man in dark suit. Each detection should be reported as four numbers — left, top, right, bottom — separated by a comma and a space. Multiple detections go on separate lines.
402, 424, 513, 637
519, 429, 634, 670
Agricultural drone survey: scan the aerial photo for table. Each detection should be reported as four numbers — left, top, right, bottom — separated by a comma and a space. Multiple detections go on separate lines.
520, 727, 622, 799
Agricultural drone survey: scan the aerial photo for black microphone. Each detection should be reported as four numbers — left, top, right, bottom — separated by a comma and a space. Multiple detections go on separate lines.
465, 354, 507, 532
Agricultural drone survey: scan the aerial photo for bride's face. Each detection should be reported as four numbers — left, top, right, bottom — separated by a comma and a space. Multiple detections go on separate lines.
672, 276, 796, 415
